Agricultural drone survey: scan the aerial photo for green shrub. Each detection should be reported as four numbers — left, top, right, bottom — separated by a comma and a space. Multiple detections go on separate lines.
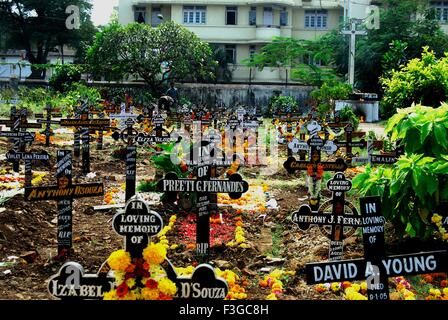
338, 105, 360, 131
268, 95, 299, 114
380, 48, 448, 119
353, 104, 448, 238
49, 64, 84, 93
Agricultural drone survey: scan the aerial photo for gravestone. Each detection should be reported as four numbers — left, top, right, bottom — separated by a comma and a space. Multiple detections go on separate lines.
305, 196, 448, 300
48, 262, 115, 300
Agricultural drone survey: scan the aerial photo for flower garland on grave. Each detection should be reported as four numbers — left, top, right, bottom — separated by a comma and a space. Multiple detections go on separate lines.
0, 171, 46, 190
173, 266, 248, 300
103, 242, 178, 300
431, 214, 448, 242
259, 269, 296, 300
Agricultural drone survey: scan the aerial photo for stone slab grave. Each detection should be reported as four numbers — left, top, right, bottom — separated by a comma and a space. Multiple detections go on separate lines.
35, 104, 62, 147
306, 196, 448, 300
48, 196, 229, 300
24, 150, 104, 259
292, 172, 361, 261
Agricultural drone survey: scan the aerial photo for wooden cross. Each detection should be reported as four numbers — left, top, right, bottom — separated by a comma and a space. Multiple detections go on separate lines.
35, 104, 62, 146
292, 173, 361, 260
0, 108, 42, 172
157, 165, 249, 259
111, 118, 140, 203
333, 124, 367, 162
24, 150, 104, 259
5, 149, 50, 188
306, 196, 448, 300
60, 105, 110, 175
284, 121, 348, 210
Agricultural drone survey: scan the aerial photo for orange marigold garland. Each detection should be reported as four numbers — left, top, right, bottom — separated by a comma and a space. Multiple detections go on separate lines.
104, 242, 177, 300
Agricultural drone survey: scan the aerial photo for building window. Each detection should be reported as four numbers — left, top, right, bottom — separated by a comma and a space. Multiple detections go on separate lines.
280, 8, 288, 26
134, 6, 146, 23
151, 7, 162, 27
249, 45, 256, 62
225, 45, 236, 64
249, 7, 256, 25
431, 1, 448, 22
305, 10, 328, 29
263, 7, 273, 26
226, 6, 237, 25
183, 6, 206, 24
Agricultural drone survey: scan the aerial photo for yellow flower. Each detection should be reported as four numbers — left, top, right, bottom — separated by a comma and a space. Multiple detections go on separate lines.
351, 283, 361, 292
430, 288, 441, 297
158, 278, 177, 296
108, 250, 131, 272
331, 282, 341, 292
239, 243, 248, 248
432, 214, 442, 224
443, 288, 448, 296
141, 287, 160, 300
143, 242, 167, 265
126, 278, 136, 288
170, 244, 179, 250
114, 271, 125, 284
266, 293, 278, 300
103, 290, 118, 300
360, 282, 367, 292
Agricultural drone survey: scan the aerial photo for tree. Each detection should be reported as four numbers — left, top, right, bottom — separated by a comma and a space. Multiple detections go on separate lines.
242, 37, 337, 86
0, 0, 96, 78
380, 48, 448, 118
317, 0, 448, 93
87, 21, 217, 93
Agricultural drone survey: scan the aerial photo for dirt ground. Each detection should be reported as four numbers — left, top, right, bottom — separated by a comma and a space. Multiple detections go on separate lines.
0, 130, 443, 300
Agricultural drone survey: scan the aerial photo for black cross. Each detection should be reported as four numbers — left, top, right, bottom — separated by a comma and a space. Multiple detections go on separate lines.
111, 118, 140, 202
306, 196, 448, 300
333, 124, 367, 162
292, 173, 360, 260
284, 121, 348, 210
60, 104, 110, 175
24, 150, 104, 259
5, 149, 50, 188
35, 104, 62, 146
157, 164, 249, 259
0, 108, 42, 172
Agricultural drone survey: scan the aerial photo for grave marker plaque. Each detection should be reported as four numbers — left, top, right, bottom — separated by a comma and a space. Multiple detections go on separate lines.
48, 262, 115, 300
112, 197, 163, 258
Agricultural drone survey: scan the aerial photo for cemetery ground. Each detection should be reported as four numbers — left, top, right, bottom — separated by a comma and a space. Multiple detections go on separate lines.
0, 123, 446, 301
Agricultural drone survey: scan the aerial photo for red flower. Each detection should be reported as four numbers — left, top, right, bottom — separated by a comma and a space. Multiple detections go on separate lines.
441, 280, 448, 288
146, 279, 158, 289
116, 282, 129, 298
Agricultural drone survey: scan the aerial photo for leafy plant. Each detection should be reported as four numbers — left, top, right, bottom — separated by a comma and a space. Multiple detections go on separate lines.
268, 95, 299, 114
338, 106, 360, 131
353, 103, 448, 239
49, 64, 84, 92
380, 48, 448, 118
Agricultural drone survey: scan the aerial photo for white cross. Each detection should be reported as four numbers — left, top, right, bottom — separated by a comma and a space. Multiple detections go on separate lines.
342, 20, 367, 86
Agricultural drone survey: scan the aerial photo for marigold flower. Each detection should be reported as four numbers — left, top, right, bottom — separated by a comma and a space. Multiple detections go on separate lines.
108, 250, 131, 272
143, 242, 167, 265
103, 290, 118, 300
141, 288, 159, 300
158, 278, 177, 296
